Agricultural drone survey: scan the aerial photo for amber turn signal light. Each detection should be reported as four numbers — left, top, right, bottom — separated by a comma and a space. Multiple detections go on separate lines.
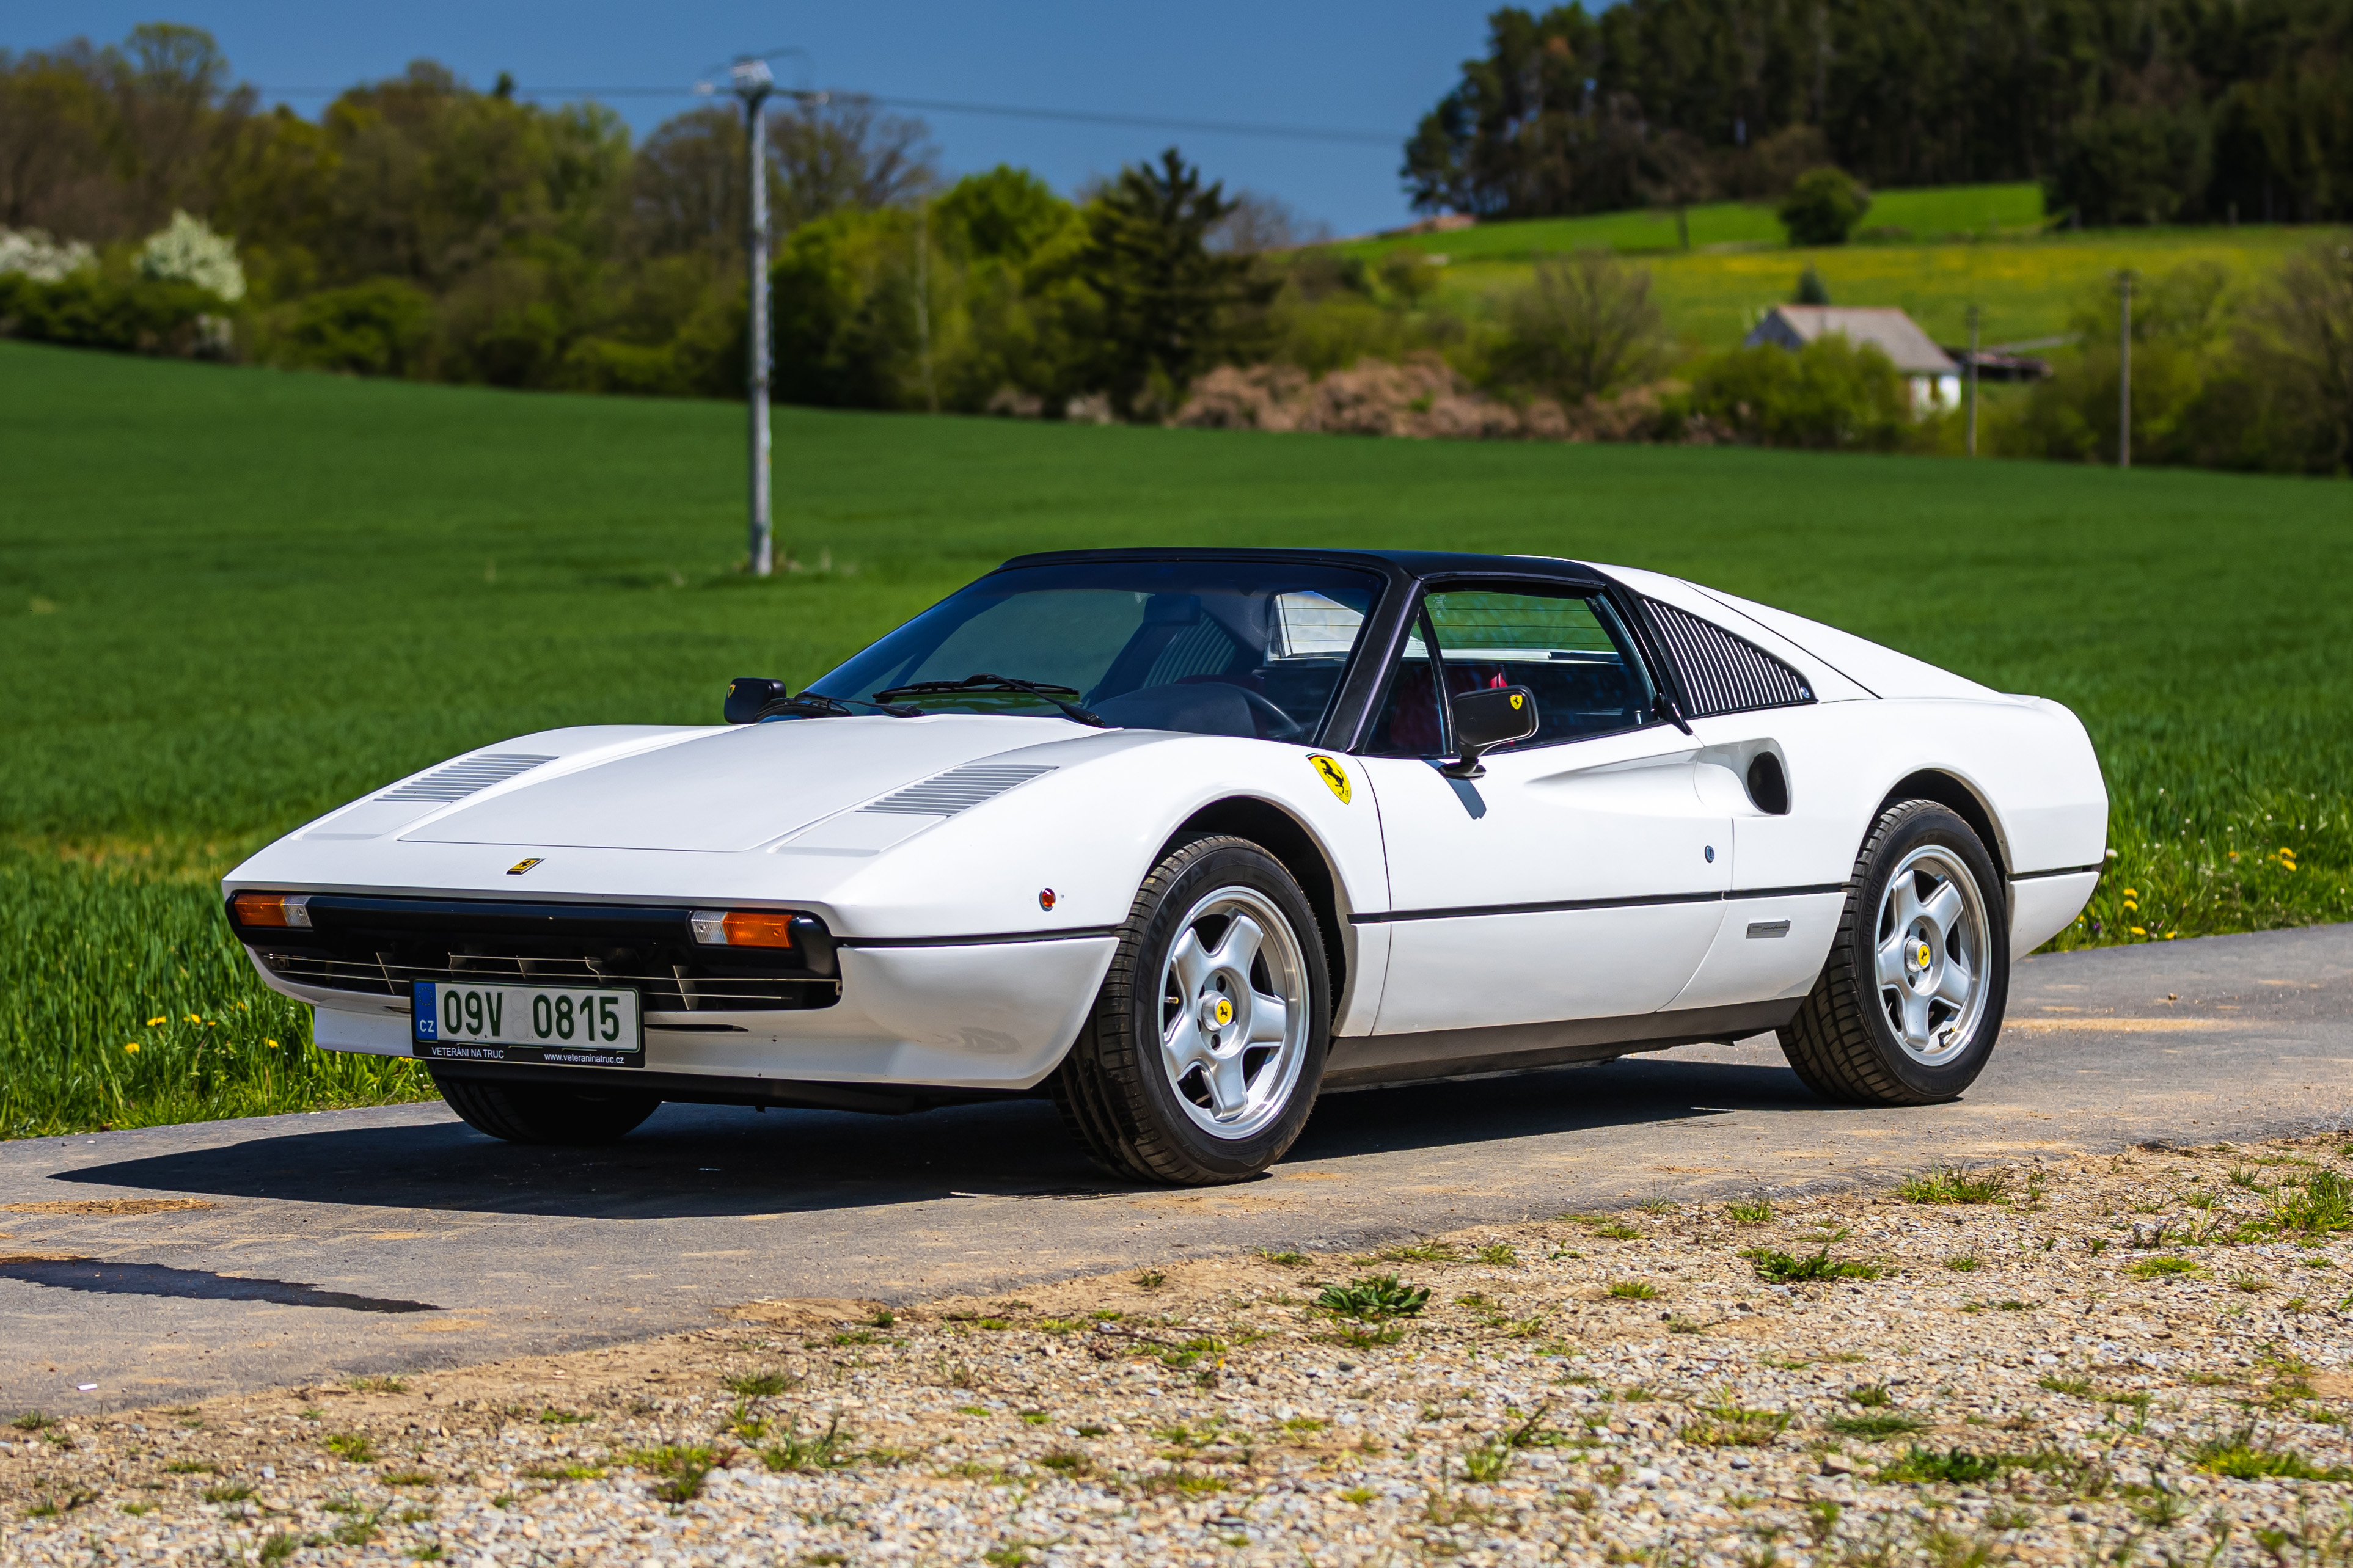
689, 910, 795, 948
232, 892, 312, 928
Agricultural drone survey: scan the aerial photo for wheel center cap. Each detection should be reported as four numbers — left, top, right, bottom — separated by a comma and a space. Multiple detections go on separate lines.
1202, 995, 1234, 1030
1913, 939, 1933, 972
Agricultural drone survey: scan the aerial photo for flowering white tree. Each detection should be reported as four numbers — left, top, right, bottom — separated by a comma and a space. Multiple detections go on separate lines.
0, 228, 97, 283
137, 211, 246, 302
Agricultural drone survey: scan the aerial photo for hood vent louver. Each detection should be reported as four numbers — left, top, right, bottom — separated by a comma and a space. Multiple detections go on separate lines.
859, 763, 1055, 817
376, 753, 558, 803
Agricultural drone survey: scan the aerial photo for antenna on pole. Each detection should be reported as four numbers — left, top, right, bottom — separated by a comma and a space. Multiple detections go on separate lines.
2117, 270, 2134, 472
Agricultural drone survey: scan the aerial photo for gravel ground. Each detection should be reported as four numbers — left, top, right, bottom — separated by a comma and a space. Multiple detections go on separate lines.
5, 1135, 2352, 1566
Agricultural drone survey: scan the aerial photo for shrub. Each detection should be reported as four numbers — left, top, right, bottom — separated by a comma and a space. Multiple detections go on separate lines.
0, 227, 95, 283
1686, 335, 1911, 450
1778, 167, 1871, 246
1489, 249, 1667, 404
2232, 241, 2353, 475
265, 279, 433, 377
2, 271, 221, 355
137, 211, 246, 302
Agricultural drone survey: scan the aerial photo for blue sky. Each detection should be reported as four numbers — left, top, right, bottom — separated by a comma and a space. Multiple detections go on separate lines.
21, 2, 1504, 236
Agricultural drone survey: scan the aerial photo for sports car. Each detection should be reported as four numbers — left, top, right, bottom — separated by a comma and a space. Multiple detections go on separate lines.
224, 549, 2107, 1184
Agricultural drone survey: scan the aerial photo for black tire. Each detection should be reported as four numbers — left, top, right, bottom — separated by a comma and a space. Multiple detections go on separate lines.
1052, 834, 1330, 1186
1778, 800, 2009, 1105
435, 1075, 662, 1145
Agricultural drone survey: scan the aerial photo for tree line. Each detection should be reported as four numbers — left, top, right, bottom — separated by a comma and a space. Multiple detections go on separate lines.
1, 24, 2346, 475
1405, 0, 2353, 225
0, 26, 1294, 420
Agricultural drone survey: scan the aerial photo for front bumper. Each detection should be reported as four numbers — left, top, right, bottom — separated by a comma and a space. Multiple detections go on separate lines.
295, 935, 1119, 1093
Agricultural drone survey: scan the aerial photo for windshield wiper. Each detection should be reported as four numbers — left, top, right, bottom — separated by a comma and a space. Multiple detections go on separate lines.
756, 692, 922, 720
871, 673, 1106, 727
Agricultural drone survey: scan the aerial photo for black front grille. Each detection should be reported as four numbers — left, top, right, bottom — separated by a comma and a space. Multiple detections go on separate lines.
234, 895, 838, 1013
1642, 599, 1815, 718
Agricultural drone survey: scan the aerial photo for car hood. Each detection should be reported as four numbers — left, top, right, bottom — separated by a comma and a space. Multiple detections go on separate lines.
400, 715, 1088, 853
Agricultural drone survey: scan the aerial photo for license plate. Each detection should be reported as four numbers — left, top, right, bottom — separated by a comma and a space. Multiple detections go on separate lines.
411, 981, 643, 1067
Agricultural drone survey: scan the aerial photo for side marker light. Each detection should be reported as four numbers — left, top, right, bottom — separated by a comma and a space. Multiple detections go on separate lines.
1039, 888, 1057, 911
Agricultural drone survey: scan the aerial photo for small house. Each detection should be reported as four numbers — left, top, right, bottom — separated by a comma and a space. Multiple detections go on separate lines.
1744, 305, 1961, 414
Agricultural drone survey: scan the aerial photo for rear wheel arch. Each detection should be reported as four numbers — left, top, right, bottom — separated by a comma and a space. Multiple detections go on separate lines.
1168, 797, 1349, 1008
1879, 770, 2010, 886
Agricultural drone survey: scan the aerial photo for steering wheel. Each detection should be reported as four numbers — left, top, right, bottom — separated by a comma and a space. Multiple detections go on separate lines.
1235, 688, 1306, 743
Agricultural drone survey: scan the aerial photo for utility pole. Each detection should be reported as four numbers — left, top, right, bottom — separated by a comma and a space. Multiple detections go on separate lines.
733, 57, 776, 576
2117, 271, 2134, 472
916, 202, 937, 413
1964, 303, 1980, 458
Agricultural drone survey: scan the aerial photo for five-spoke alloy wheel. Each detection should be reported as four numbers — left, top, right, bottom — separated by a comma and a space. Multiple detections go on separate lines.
1780, 799, 2010, 1104
1871, 844, 1993, 1066
1055, 834, 1330, 1184
1157, 885, 1314, 1139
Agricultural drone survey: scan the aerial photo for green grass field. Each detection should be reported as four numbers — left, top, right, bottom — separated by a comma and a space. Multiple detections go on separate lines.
1345, 183, 2053, 261
2, 340, 2347, 1137
1339, 188, 2348, 350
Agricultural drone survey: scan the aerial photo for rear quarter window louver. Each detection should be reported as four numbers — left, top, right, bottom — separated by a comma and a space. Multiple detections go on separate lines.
1642, 600, 1814, 718
376, 753, 557, 803
860, 763, 1056, 816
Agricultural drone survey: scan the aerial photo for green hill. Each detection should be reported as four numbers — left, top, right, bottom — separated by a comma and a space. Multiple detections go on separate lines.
1338, 188, 2345, 349
2, 342, 2346, 1134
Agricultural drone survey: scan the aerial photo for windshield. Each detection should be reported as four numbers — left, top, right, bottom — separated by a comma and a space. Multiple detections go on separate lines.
806, 560, 1386, 743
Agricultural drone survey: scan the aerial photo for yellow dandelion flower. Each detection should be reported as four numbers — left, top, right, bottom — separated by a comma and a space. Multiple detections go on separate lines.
2131, 926, 2147, 936
265, 1039, 280, 1049
124, 1042, 140, 1053
146, 1015, 166, 1026
184, 1013, 200, 1023
2121, 887, 2139, 897
2122, 900, 2139, 910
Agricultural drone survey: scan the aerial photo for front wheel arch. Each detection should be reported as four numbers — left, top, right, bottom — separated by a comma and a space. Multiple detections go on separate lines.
1169, 796, 1348, 1008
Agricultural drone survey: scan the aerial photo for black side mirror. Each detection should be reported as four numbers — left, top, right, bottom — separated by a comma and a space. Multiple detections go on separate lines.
725, 677, 788, 724
1441, 685, 1538, 778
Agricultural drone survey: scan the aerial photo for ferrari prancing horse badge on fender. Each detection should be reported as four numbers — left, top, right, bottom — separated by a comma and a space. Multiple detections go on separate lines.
1308, 754, 1351, 804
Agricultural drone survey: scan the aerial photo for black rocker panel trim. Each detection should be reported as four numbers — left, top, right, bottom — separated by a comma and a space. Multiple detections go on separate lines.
1350, 884, 1848, 925
1322, 998, 1803, 1090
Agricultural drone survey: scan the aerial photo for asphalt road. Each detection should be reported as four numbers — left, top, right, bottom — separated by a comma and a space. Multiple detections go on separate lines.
3, 925, 2349, 1415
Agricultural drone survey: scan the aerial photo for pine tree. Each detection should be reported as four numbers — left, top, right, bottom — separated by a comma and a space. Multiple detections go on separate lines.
1078, 148, 1268, 418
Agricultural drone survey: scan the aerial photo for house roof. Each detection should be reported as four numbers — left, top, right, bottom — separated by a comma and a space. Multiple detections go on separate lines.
1743, 306, 1959, 376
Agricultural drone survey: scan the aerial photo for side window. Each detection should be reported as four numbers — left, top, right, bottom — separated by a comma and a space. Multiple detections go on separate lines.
1366, 613, 1444, 756
1369, 588, 1656, 756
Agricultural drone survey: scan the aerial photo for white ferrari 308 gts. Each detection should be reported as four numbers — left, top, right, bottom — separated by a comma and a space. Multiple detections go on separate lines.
225, 549, 2107, 1184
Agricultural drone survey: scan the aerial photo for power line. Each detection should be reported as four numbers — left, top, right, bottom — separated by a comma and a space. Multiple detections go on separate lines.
253, 83, 1400, 144
854, 95, 1396, 145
